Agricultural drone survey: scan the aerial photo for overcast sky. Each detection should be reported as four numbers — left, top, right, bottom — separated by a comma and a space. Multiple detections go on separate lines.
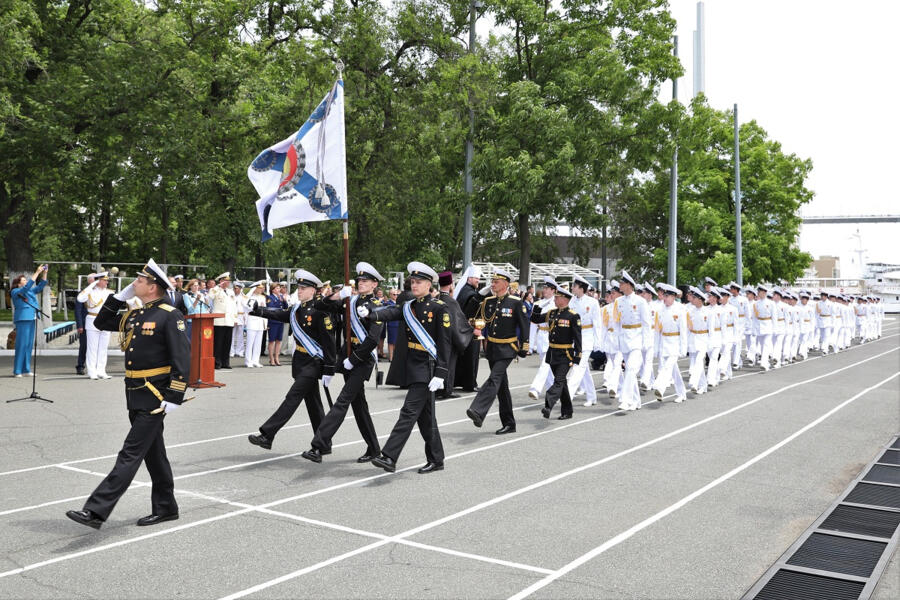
666, 0, 900, 275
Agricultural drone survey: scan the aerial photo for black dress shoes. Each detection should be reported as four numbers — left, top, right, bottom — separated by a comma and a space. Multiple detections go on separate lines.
417, 462, 444, 474
357, 454, 375, 463
301, 448, 323, 463
541, 407, 551, 419
248, 433, 272, 450
66, 509, 103, 530
76, 368, 85, 375
136, 513, 179, 526
372, 454, 396, 473
495, 425, 516, 435
466, 408, 483, 428
557, 414, 573, 420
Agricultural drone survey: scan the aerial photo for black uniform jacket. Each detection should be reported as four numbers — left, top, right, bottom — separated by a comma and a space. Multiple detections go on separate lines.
531, 305, 582, 365
439, 291, 474, 353
371, 295, 452, 386
255, 300, 337, 379
475, 292, 530, 361
94, 295, 191, 410
317, 293, 384, 378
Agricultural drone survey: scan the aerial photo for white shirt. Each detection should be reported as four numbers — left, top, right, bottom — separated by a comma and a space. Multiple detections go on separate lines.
570, 293, 602, 352
244, 295, 268, 331
614, 292, 651, 353
687, 304, 711, 353
209, 286, 237, 327
754, 297, 776, 335
655, 301, 687, 357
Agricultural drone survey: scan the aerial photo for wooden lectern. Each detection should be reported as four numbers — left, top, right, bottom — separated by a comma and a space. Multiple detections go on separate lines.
187, 313, 225, 389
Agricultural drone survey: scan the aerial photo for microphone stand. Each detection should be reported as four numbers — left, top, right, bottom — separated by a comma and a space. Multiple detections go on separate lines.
9, 294, 54, 403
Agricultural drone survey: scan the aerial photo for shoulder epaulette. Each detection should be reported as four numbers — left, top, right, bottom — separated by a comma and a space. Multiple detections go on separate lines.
508, 295, 522, 301
433, 299, 445, 305
158, 304, 175, 312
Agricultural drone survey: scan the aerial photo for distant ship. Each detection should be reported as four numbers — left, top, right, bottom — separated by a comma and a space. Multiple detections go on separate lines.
864, 262, 900, 313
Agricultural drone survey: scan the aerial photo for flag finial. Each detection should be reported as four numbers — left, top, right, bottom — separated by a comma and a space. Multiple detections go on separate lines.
336, 59, 344, 78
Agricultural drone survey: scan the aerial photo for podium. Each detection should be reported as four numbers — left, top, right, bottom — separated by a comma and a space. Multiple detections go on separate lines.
187, 313, 225, 389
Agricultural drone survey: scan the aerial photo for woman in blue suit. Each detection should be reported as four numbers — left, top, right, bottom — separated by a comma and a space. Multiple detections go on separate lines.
10, 264, 49, 377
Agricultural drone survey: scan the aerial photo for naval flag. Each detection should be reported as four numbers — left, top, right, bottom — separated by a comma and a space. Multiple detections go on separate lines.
249, 79, 348, 240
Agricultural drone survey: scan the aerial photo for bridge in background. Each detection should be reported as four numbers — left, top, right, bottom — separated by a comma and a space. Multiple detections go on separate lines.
801, 214, 900, 224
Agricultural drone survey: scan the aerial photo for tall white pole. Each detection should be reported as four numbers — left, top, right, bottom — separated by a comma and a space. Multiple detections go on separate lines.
668, 36, 679, 285
734, 104, 743, 285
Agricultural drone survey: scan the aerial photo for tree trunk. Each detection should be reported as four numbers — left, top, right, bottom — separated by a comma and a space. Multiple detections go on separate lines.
99, 180, 112, 258
1, 179, 35, 273
517, 212, 530, 287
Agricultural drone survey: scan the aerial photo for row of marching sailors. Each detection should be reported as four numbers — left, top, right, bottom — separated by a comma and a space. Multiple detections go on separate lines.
526, 273, 889, 415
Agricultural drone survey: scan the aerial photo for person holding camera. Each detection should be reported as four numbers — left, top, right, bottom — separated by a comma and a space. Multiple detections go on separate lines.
10, 264, 50, 377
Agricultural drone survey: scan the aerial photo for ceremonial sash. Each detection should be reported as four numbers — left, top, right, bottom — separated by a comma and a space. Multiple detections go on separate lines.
290, 305, 324, 359
349, 295, 378, 361
402, 300, 437, 359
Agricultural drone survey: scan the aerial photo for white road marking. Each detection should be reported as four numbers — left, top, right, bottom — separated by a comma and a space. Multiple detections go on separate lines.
507, 370, 900, 600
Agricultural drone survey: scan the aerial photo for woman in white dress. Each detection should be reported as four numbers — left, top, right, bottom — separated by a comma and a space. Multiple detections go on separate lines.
244, 282, 268, 368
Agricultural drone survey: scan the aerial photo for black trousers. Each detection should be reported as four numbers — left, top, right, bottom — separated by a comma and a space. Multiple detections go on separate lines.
441, 348, 458, 396
260, 375, 325, 443
381, 383, 444, 464
545, 362, 573, 417
77, 331, 87, 370
468, 358, 515, 427
83, 410, 177, 521
214, 325, 233, 368
311, 367, 380, 456
454, 339, 480, 390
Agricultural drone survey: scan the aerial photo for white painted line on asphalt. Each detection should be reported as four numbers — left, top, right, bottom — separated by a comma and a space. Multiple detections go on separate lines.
507, 370, 900, 600
0, 340, 895, 585
212, 346, 900, 599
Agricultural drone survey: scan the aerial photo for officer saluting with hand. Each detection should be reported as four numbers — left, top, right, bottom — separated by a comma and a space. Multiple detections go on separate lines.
66, 259, 190, 529
358, 262, 450, 474
530, 284, 581, 420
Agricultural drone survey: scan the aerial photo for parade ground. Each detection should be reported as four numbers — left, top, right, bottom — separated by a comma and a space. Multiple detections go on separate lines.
1, 321, 898, 599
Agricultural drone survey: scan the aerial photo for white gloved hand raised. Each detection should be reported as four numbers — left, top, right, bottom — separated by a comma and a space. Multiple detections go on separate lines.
343, 358, 354, 371
339, 286, 353, 300
322, 375, 333, 387
114, 282, 136, 301
479, 285, 492, 296
427, 377, 444, 392
159, 401, 179, 414
356, 305, 370, 319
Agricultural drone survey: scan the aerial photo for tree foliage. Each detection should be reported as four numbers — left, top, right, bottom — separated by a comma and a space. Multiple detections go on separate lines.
1, 0, 812, 287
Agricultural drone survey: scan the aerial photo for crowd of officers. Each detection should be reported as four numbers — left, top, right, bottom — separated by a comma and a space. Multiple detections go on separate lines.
64, 257, 887, 530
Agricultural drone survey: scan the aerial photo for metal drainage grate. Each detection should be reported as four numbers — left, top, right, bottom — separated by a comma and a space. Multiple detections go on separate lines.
744, 435, 900, 600
754, 570, 864, 600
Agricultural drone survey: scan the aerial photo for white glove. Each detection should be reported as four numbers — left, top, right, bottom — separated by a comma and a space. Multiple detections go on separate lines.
339, 286, 353, 299
356, 305, 370, 318
343, 358, 354, 371
427, 377, 444, 392
479, 285, 491, 296
322, 375, 333, 387
114, 282, 136, 301
160, 401, 179, 414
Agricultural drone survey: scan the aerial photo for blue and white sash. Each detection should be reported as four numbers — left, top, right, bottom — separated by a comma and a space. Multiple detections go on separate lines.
290, 304, 324, 359
349, 296, 378, 361
402, 300, 437, 359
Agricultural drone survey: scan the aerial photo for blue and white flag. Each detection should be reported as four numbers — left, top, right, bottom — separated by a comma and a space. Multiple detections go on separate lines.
248, 79, 348, 241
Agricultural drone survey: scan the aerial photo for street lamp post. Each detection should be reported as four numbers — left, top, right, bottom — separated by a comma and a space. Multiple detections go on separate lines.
462, 0, 482, 269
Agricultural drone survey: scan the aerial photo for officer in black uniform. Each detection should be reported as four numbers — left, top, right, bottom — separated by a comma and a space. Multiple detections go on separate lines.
453, 265, 484, 391
359, 262, 451, 474
66, 259, 190, 529
437, 270, 473, 399
247, 269, 335, 450
530, 284, 582, 420
300, 262, 384, 464
466, 268, 530, 435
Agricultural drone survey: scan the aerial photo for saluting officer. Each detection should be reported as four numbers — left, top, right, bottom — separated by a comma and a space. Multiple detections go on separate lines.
530, 284, 581, 420
465, 269, 530, 435
247, 269, 335, 451
301, 262, 384, 464
359, 262, 450, 474
66, 259, 190, 529
453, 265, 484, 392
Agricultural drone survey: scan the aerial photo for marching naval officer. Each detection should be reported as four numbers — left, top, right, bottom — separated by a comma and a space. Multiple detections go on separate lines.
530, 284, 581, 419
453, 264, 484, 392
527, 276, 559, 401
612, 271, 651, 411
437, 270, 474, 399
565, 275, 601, 407
301, 262, 384, 464
651, 283, 688, 403
358, 262, 450, 474
247, 269, 334, 450
66, 259, 190, 529
465, 268, 530, 434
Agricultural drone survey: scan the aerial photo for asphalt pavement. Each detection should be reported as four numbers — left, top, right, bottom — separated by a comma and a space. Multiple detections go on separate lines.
1, 320, 898, 599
